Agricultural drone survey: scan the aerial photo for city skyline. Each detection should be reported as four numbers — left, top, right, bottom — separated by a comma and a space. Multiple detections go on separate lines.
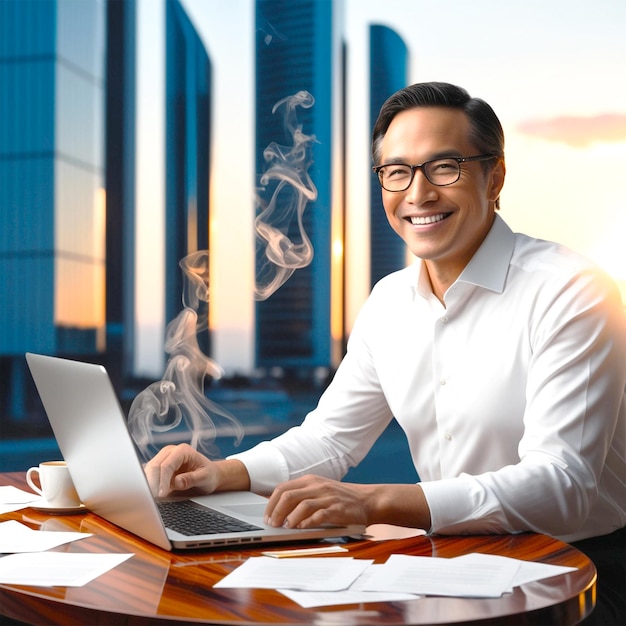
133, 0, 626, 377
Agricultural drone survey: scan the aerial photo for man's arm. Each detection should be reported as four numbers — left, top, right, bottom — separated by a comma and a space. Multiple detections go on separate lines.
263, 474, 432, 530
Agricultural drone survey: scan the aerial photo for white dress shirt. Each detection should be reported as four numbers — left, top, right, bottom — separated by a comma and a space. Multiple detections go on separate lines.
231, 215, 626, 542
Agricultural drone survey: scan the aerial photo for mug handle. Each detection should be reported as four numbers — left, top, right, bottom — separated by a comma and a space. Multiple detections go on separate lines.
26, 467, 44, 496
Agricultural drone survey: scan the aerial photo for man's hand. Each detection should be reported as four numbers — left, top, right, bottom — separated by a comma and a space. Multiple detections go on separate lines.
144, 444, 250, 498
264, 475, 431, 530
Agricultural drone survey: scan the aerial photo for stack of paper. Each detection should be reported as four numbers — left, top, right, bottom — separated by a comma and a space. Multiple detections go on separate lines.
213, 552, 577, 608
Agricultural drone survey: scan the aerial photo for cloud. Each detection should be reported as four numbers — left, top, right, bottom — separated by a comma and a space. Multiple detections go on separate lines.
517, 113, 626, 148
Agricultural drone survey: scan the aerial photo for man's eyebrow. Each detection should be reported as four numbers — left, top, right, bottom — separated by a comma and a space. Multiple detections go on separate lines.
379, 150, 464, 165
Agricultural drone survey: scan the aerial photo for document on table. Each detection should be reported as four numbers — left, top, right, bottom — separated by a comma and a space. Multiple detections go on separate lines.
279, 563, 420, 608
213, 556, 373, 591
0, 520, 92, 553
361, 553, 519, 597
0, 552, 133, 586
361, 553, 576, 598
0, 486, 42, 514
213, 552, 579, 607
453, 552, 577, 589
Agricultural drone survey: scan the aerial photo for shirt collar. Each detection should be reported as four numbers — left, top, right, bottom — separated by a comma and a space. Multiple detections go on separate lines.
458, 214, 515, 293
414, 214, 516, 297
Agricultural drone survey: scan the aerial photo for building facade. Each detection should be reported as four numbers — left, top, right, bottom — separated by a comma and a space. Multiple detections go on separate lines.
0, 0, 107, 421
0, 0, 407, 451
369, 24, 409, 289
165, 0, 212, 332
254, 0, 345, 372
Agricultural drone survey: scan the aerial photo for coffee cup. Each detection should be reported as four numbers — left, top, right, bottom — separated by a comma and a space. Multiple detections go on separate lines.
26, 461, 81, 508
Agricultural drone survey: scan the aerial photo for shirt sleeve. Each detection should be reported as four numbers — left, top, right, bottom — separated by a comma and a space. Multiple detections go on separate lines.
422, 267, 626, 540
229, 307, 396, 495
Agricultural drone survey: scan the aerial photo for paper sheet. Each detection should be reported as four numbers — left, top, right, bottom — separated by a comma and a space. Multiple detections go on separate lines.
214, 556, 373, 591
213, 550, 577, 601
453, 552, 577, 590
0, 520, 92, 553
0, 486, 42, 514
0, 552, 133, 586
359, 553, 522, 598
279, 563, 420, 607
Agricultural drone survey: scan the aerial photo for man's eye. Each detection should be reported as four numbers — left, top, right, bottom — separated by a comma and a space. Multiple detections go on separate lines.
430, 159, 457, 172
431, 161, 456, 172
385, 166, 410, 179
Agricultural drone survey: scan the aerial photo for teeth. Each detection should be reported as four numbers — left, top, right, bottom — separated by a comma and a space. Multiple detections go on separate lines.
410, 214, 447, 225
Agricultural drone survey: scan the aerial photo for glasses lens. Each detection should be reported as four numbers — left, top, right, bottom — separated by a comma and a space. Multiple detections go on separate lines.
378, 165, 413, 191
424, 159, 461, 185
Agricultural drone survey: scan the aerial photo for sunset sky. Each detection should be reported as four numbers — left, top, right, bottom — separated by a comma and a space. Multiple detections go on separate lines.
134, 0, 626, 375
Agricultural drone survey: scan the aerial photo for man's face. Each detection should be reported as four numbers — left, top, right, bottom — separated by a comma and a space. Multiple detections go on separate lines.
378, 107, 505, 284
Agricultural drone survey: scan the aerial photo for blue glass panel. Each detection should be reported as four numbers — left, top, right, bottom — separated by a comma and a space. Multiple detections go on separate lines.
0, 0, 56, 58
0, 60, 55, 155
57, 0, 105, 80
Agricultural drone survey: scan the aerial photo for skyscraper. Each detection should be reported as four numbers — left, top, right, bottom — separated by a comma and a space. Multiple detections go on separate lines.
105, 0, 137, 381
165, 0, 212, 331
369, 24, 409, 288
0, 0, 107, 418
254, 0, 344, 372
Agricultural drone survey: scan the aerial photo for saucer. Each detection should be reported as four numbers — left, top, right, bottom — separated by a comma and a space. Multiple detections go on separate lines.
30, 500, 87, 515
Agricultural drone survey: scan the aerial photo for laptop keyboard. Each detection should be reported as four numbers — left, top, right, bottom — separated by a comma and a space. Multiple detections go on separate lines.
157, 500, 263, 536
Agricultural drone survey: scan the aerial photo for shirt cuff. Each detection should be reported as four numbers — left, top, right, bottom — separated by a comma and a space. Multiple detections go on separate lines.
227, 441, 290, 495
419, 474, 507, 534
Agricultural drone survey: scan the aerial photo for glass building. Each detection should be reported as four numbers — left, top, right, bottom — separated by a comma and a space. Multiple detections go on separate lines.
105, 0, 137, 383
165, 0, 212, 331
0, 0, 107, 420
0, 0, 410, 471
254, 0, 344, 371
369, 24, 409, 289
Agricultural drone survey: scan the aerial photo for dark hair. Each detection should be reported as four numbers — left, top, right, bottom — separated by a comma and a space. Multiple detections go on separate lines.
371, 82, 505, 207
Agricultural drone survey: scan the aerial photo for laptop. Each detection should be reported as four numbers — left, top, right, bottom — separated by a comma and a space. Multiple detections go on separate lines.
25, 353, 366, 550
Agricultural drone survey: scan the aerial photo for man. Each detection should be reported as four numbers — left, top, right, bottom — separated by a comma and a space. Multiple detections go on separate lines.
146, 82, 625, 624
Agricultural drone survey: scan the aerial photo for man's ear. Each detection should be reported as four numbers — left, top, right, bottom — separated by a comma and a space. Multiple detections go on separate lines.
489, 158, 506, 209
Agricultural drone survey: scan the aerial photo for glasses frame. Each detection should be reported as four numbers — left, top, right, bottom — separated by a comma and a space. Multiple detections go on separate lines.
373, 154, 496, 191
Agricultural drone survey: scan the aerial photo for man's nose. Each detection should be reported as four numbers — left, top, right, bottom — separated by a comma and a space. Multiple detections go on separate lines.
405, 168, 438, 203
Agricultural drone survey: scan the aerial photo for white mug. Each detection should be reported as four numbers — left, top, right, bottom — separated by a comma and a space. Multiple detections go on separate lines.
26, 461, 81, 508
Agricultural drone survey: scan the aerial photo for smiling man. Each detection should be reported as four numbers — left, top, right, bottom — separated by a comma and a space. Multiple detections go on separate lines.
373, 105, 505, 301
145, 83, 625, 624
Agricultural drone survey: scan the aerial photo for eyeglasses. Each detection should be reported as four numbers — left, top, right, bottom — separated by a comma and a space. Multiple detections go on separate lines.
373, 154, 495, 192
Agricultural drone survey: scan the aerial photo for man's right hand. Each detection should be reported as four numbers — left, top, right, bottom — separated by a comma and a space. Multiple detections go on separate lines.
144, 444, 250, 498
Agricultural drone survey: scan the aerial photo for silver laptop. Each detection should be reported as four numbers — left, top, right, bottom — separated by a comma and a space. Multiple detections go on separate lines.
25, 353, 365, 550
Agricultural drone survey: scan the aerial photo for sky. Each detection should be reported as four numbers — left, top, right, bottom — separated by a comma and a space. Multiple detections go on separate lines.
133, 0, 626, 375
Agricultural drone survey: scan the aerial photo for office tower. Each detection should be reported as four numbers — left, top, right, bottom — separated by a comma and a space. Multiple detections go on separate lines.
165, 0, 212, 335
369, 24, 409, 288
105, 0, 137, 380
0, 0, 106, 417
255, 0, 344, 372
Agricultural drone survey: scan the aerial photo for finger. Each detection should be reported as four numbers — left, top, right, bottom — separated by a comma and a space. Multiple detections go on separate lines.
149, 445, 189, 497
144, 446, 174, 497
265, 477, 325, 527
282, 497, 331, 529
264, 478, 305, 525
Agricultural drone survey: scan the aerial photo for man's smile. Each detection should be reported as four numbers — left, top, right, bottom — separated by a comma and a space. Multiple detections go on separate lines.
406, 213, 452, 226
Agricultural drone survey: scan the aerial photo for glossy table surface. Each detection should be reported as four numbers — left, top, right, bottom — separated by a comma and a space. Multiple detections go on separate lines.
0, 471, 595, 625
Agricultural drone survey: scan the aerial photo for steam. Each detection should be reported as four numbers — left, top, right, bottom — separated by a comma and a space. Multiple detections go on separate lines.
128, 251, 244, 461
255, 90, 317, 300
128, 92, 317, 460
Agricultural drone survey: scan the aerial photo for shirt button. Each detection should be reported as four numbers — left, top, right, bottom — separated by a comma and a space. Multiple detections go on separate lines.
439, 378, 447, 385
444, 433, 452, 441
441, 316, 449, 323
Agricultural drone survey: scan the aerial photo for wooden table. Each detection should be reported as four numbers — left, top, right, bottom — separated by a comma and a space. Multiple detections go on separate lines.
0, 471, 595, 625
